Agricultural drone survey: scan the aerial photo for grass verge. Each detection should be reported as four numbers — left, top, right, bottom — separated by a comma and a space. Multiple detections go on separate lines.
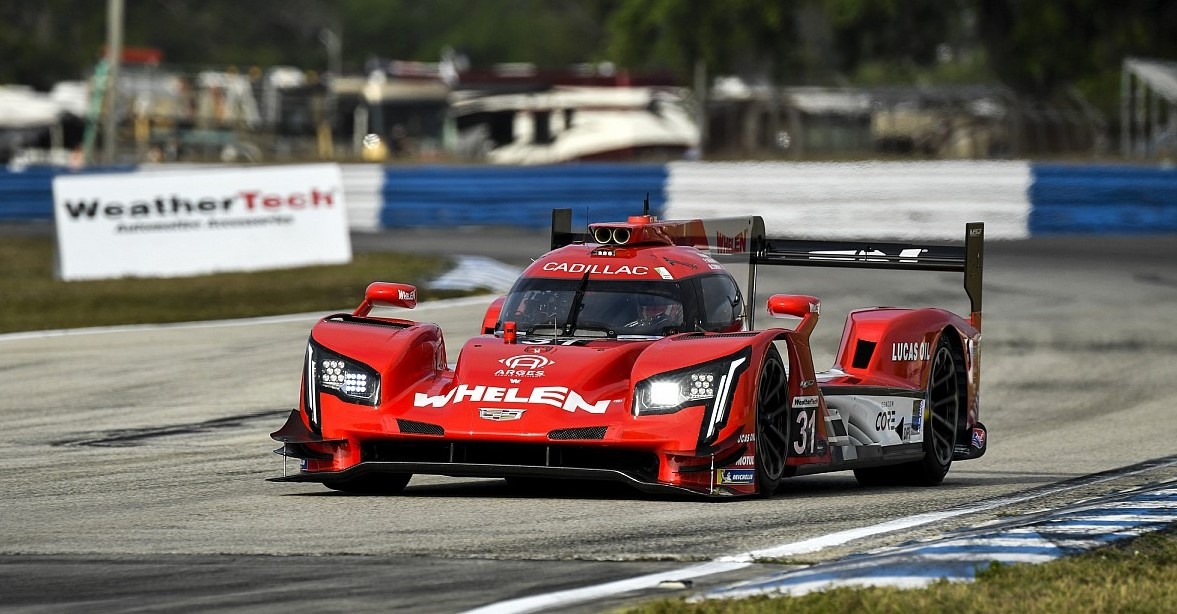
0, 236, 476, 333
622, 528, 1177, 614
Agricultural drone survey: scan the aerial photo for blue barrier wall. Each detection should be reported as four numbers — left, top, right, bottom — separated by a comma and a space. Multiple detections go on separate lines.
0, 166, 136, 222
1029, 164, 1177, 235
379, 164, 668, 229
4, 162, 1177, 236
0, 167, 66, 222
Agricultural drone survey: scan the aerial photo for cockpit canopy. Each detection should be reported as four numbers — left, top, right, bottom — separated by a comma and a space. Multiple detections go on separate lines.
497, 273, 744, 339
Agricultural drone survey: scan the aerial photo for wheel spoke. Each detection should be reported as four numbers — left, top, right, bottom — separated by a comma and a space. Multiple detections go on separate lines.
932, 395, 956, 410
761, 388, 785, 410
933, 369, 955, 389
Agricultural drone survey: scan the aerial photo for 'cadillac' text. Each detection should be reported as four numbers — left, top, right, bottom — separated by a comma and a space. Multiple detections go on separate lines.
542, 262, 649, 276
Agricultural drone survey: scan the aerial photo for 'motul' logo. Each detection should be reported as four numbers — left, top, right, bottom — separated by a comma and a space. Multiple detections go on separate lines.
500, 355, 554, 370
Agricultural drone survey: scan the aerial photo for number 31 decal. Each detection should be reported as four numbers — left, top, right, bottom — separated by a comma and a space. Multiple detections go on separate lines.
792, 408, 818, 455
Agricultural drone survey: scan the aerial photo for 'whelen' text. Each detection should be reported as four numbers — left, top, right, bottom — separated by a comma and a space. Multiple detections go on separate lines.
414, 385, 609, 414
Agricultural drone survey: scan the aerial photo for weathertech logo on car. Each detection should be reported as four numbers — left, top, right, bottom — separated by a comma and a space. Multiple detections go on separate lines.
414, 385, 609, 413
60, 188, 337, 221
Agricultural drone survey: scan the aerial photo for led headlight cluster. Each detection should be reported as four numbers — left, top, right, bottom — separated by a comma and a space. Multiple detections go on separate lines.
632, 348, 751, 418
305, 340, 380, 421
688, 373, 716, 399
317, 359, 375, 398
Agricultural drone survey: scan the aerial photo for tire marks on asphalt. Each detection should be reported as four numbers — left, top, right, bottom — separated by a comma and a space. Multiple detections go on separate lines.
52, 408, 286, 447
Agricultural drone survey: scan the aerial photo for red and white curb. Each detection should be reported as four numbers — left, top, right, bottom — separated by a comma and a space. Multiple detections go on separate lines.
701, 480, 1177, 601
466, 457, 1177, 614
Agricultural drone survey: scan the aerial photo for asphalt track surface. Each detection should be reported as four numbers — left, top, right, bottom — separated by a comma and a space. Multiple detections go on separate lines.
2, 227, 1177, 612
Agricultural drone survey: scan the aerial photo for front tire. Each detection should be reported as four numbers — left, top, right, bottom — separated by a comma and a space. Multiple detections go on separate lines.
324, 472, 412, 495
755, 346, 790, 496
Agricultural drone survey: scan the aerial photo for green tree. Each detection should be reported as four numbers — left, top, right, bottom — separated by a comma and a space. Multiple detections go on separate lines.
603, 0, 980, 86
824, 0, 979, 84
0, 0, 106, 89
976, 0, 1177, 112
605, 0, 798, 82
338, 0, 614, 70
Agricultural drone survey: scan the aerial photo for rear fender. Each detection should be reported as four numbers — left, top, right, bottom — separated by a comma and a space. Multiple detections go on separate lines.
833, 307, 977, 392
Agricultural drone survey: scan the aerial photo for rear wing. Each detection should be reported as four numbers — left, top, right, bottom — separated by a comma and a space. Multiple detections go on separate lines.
549, 209, 983, 330
759, 228, 984, 323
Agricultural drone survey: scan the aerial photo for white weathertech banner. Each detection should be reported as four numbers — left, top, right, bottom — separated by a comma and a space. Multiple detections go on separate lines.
53, 164, 352, 280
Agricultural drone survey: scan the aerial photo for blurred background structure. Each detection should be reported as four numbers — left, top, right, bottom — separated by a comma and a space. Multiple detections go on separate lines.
1, 0, 1174, 167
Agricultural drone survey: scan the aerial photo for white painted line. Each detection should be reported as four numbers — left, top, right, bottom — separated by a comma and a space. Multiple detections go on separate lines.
0, 295, 495, 343
465, 457, 1177, 614
462, 560, 752, 614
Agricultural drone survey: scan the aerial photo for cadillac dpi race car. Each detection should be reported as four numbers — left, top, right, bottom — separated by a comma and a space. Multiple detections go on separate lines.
271, 207, 987, 497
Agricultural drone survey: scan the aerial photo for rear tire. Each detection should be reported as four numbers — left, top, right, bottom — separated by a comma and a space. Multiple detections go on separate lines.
324, 472, 412, 495
856, 335, 961, 487
912, 336, 961, 485
755, 347, 790, 496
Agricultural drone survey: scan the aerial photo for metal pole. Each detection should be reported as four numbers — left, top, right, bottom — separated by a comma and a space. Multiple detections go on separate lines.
1150, 77, 1161, 159
103, 0, 124, 165
1136, 76, 1147, 159
320, 29, 342, 79
1121, 60, 1130, 159
694, 57, 707, 159
319, 28, 341, 159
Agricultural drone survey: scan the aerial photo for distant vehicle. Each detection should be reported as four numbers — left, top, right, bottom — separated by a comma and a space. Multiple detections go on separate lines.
271, 206, 987, 497
449, 86, 698, 164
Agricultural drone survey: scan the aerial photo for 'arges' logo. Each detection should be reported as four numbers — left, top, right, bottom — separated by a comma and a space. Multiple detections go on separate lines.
495, 354, 554, 378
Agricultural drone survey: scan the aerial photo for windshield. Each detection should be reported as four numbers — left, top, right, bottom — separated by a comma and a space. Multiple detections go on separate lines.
498, 277, 692, 338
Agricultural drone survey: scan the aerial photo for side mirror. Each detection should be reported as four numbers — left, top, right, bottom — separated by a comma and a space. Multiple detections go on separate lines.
482, 296, 506, 334
353, 282, 417, 316
767, 294, 820, 336
767, 294, 819, 319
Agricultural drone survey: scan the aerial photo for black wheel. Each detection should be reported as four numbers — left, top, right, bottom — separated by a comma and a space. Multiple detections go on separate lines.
324, 472, 412, 495
914, 337, 961, 485
755, 346, 790, 496
857, 335, 961, 487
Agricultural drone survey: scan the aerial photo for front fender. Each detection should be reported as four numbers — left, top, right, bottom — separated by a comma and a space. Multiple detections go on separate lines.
308, 315, 447, 409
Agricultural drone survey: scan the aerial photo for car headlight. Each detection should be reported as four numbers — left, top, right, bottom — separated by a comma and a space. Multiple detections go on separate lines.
305, 340, 381, 420
632, 348, 751, 421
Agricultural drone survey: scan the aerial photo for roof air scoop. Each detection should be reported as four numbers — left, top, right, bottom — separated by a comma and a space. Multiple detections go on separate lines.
592, 226, 632, 245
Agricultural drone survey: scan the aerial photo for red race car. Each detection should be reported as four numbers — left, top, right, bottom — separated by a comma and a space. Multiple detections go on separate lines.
271, 207, 986, 497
